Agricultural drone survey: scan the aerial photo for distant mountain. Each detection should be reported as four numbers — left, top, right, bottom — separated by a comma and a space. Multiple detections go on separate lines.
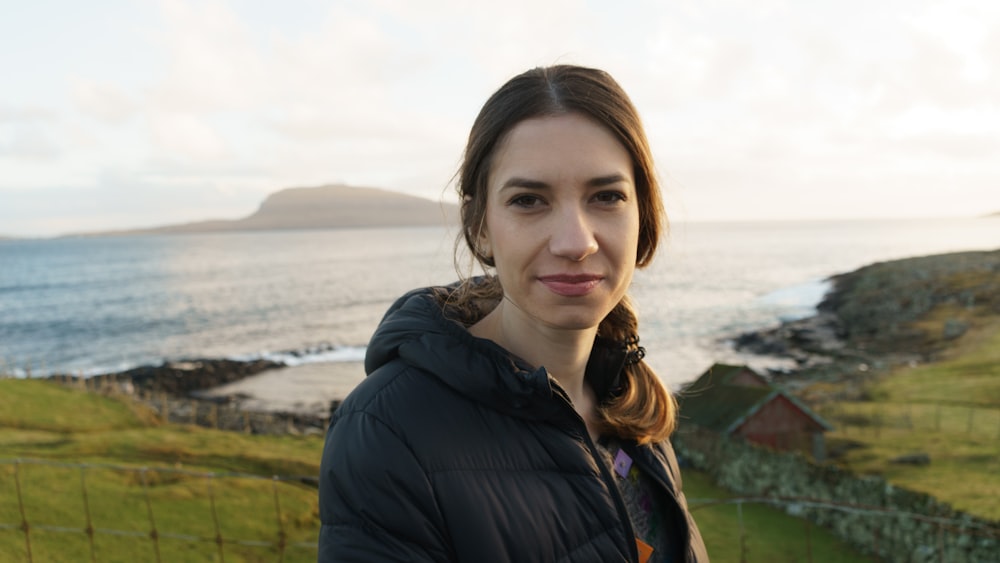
80, 185, 459, 236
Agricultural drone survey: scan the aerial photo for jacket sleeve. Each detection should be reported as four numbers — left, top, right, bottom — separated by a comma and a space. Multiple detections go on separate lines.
318, 408, 451, 562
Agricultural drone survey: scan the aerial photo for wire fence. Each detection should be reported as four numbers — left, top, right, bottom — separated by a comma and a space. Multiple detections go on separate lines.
1, 458, 318, 563
4, 459, 1000, 562
817, 400, 1000, 440
688, 495, 1000, 563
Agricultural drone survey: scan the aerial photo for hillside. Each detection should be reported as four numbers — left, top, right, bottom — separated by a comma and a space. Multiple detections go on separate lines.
82, 184, 459, 236
736, 249, 1000, 374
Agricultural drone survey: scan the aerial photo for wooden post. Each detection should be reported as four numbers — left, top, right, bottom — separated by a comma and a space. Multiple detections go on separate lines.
79, 466, 97, 563
737, 501, 748, 563
272, 477, 287, 563
139, 468, 162, 563
938, 522, 945, 563
206, 475, 226, 563
14, 461, 33, 563
804, 517, 813, 563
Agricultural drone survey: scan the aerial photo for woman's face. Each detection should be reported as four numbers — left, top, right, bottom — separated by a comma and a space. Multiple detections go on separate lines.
480, 112, 640, 333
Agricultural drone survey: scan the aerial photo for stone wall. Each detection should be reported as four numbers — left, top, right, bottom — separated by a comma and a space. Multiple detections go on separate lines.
673, 426, 999, 563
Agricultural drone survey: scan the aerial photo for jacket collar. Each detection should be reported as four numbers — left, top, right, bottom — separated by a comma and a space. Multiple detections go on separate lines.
364, 285, 627, 421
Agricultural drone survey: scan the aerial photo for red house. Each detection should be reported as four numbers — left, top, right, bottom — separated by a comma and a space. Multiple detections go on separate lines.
678, 364, 833, 460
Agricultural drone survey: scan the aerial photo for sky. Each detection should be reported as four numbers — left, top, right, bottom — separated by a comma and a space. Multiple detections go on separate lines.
1, 0, 998, 237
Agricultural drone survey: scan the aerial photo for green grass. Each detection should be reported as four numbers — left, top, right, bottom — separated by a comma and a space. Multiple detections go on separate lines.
683, 471, 877, 562
0, 379, 323, 563
816, 322, 1000, 521
0, 378, 883, 562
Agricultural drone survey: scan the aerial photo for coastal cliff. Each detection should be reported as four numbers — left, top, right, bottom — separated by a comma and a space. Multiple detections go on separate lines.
736, 249, 1000, 382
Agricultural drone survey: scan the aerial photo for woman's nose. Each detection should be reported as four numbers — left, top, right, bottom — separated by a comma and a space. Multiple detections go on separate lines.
548, 206, 598, 261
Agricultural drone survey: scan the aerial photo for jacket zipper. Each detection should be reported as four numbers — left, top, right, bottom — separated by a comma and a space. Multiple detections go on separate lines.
550, 384, 640, 563
624, 443, 695, 562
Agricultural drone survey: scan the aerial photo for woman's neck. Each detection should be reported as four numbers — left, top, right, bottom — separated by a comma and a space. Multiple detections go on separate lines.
468, 301, 597, 408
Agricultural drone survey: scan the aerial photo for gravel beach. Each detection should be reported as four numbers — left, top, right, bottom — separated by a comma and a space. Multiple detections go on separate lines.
194, 361, 366, 417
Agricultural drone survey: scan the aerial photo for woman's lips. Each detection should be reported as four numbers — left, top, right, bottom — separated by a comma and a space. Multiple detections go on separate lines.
538, 275, 603, 297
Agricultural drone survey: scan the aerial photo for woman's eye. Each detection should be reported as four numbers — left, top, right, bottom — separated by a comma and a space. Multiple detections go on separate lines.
593, 191, 626, 204
509, 194, 544, 208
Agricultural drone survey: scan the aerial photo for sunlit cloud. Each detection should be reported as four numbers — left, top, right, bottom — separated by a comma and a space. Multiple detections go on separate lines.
0, 0, 998, 236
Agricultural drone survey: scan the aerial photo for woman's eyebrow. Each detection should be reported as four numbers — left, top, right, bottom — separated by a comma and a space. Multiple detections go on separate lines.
500, 177, 549, 191
500, 173, 629, 191
587, 173, 630, 187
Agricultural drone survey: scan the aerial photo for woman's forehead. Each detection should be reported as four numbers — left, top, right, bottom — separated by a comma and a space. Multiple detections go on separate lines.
489, 114, 633, 186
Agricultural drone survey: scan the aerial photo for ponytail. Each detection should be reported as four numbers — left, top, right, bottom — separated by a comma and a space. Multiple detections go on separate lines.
593, 296, 676, 445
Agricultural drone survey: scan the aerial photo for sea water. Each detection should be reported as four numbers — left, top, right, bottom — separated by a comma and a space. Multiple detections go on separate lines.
1, 218, 997, 389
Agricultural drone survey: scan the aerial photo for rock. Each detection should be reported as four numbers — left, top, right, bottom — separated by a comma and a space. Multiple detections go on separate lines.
889, 453, 931, 466
942, 319, 969, 340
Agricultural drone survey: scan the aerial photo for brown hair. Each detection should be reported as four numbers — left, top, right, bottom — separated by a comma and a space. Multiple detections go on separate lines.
453, 65, 675, 444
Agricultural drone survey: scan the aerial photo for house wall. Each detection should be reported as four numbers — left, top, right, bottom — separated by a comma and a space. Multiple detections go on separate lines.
736, 395, 826, 452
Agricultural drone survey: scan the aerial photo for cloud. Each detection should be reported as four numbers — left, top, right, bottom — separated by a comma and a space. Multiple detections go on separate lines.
4, 0, 1000, 236
0, 105, 54, 124
0, 126, 60, 160
147, 112, 228, 161
73, 79, 136, 124
0, 106, 60, 160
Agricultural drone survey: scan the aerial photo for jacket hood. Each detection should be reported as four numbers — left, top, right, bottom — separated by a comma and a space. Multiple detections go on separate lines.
364, 284, 629, 420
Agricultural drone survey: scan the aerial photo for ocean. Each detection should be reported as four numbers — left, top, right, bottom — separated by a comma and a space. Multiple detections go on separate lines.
1, 218, 997, 391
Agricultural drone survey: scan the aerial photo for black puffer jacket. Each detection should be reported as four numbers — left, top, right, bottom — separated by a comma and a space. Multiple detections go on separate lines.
318, 287, 709, 562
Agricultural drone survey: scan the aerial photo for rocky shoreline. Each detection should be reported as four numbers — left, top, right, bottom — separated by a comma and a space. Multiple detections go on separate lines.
731, 249, 1000, 398
46, 358, 340, 435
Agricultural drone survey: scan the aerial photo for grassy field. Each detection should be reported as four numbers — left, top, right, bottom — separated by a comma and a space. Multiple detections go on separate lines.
816, 318, 1000, 521
683, 471, 877, 562
0, 378, 879, 562
0, 379, 321, 562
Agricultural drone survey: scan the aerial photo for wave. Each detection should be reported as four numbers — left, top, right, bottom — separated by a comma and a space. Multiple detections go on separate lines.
756, 279, 832, 322
241, 344, 368, 366
9, 343, 368, 379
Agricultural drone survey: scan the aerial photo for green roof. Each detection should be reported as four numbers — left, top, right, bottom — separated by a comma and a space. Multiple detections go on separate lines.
678, 363, 834, 433
678, 384, 775, 433
683, 363, 767, 393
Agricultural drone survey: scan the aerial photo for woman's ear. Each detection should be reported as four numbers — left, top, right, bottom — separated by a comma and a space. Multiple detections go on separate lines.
477, 230, 492, 259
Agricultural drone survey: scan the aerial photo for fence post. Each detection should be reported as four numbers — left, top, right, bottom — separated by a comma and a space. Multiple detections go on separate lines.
160, 393, 169, 423
139, 468, 163, 563
206, 474, 226, 563
737, 501, 748, 563
80, 466, 97, 563
872, 525, 879, 559
804, 516, 813, 563
272, 476, 287, 563
937, 521, 946, 563
14, 460, 33, 563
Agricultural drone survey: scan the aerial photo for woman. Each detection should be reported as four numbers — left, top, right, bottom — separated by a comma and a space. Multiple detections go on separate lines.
318, 65, 708, 562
